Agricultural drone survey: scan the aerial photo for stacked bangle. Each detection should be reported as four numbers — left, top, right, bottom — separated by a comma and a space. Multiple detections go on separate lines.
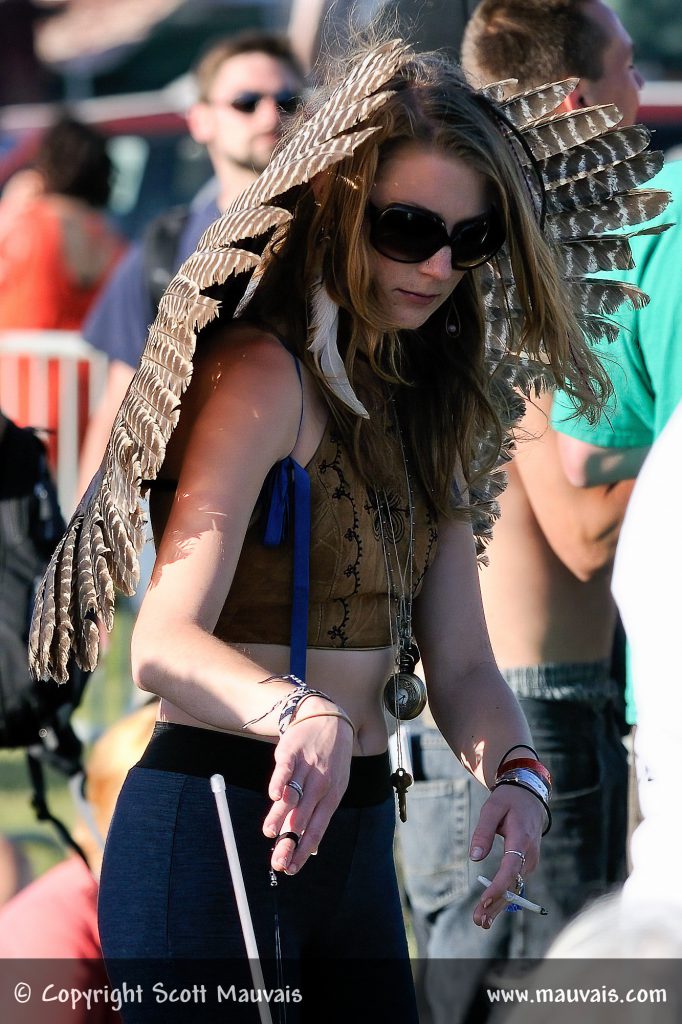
277, 686, 335, 734
493, 751, 553, 837
496, 757, 552, 787
242, 674, 334, 734
242, 673, 353, 737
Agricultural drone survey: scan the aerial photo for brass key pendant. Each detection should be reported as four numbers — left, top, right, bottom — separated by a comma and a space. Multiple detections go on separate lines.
390, 766, 413, 823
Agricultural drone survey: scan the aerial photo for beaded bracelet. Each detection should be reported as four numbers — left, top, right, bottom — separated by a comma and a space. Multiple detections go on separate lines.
493, 778, 552, 836
496, 757, 552, 787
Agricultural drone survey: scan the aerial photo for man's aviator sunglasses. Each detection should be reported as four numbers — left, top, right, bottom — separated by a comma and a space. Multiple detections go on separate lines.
367, 202, 505, 270
216, 91, 301, 115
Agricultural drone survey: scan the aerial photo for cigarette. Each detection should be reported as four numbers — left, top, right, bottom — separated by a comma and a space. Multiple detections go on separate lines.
477, 874, 548, 915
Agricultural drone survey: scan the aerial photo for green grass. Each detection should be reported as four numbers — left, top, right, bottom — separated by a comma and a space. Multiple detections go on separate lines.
0, 602, 137, 883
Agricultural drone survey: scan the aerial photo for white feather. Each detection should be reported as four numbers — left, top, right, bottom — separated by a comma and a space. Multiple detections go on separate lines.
308, 281, 369, 418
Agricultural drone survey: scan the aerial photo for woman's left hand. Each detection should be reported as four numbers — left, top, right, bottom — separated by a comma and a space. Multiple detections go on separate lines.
469, 784, 546, 929
262, 699, 355, 875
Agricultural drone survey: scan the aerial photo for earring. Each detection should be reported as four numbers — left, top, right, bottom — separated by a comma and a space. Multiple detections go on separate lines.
446, 300, 461, 338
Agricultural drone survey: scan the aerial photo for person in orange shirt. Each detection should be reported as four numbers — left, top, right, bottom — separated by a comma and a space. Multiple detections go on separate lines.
0, 115, 125, 329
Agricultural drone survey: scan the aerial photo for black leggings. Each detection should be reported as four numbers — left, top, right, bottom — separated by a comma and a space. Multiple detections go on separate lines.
99, 723, 419, 1023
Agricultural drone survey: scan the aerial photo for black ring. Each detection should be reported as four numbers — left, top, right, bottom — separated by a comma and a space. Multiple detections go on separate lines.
275, 831, 301, 848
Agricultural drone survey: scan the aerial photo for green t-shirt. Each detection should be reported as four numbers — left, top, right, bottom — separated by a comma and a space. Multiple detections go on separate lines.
552, 159, 682, 722
553, 160, 682, 447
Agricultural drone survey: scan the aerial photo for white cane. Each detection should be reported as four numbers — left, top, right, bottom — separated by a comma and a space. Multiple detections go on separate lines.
210, 774, 274, 1024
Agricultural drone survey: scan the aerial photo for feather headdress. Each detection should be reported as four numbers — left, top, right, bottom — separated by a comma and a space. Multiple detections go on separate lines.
29, 41, 670, 681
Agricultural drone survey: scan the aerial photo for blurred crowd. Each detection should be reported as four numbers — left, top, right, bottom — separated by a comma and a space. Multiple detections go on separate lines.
1, 3, 682, 1022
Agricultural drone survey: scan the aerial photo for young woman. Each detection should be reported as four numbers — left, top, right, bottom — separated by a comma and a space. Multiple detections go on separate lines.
51, 36, 645, 1024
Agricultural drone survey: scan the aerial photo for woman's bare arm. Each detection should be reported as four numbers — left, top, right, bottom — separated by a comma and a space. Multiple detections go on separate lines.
131, 328, 305, 730
413, 515, 545, 927
130, 325, 354, 875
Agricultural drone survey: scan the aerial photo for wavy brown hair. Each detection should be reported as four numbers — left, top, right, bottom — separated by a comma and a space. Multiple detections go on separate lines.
248, 47, 608, 517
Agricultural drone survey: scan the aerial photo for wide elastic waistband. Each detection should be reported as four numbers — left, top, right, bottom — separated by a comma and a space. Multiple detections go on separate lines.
501, 659, 618, 704
138, 722, 392, 807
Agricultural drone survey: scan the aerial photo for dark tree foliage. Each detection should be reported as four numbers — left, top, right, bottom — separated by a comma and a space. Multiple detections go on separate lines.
612, 0, 682, 78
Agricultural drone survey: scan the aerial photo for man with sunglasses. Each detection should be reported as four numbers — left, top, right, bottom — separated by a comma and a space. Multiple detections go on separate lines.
397, 4, 640, 1022
77, 31, 304, 497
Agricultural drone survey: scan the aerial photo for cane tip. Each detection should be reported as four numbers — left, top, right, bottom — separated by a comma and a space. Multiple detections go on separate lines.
210, 774, 226, 793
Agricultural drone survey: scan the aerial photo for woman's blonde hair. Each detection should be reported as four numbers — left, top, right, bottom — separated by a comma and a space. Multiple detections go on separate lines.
249, 46, 608, 516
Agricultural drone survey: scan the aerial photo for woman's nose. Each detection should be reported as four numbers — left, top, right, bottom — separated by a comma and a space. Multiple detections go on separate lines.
421, 245, 453, 280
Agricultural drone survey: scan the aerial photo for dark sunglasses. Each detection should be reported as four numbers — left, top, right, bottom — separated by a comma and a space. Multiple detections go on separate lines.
224, 90, 301, 115
367, 201, 505, 270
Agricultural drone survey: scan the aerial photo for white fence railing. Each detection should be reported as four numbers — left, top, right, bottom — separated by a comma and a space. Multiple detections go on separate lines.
0, 330, 107, 515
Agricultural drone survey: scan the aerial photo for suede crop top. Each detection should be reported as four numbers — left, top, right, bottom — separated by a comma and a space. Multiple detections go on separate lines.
216, 422, 438, 651
206, 421, 438, 647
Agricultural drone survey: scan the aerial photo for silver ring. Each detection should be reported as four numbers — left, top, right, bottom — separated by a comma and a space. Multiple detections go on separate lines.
286, 780, 304, 801
504, 849, 526, 868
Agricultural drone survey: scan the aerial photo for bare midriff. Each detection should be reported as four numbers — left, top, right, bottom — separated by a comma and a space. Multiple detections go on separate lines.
157, 642, 397, 756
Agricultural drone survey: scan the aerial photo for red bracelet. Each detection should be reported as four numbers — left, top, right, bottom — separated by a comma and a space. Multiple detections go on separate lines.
495, 757, 552, 787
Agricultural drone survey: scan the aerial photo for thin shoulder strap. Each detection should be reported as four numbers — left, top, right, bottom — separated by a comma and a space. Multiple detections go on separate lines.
253, 324, 304, 454
287, 349, 305, 457
261, 348, 309, 681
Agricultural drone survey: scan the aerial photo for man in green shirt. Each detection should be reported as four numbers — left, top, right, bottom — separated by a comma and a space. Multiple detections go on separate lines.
553, 156, 682, 727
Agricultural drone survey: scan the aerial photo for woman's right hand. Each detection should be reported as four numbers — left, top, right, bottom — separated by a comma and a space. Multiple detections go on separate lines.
262, 698, 354, 874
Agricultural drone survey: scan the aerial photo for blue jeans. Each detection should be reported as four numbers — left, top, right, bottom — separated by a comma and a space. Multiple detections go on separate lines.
397, 663, 628, 1024
99, 724, 418, 1024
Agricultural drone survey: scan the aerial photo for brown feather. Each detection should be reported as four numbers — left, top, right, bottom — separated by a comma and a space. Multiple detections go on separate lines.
196, 205, 291, 252
178, 248, 260, 291
99, 483, 140, 596
538, 125, 651, 186
500, 80, 579, 127
579, 316, 622, 344
547, 189, 671, 239
480, 80, 518, 102
559, 223, 672, 275
546, 151, 665, 213
569, 279, 649, 315
521, 105, 622, 161
50, 523, 79, 683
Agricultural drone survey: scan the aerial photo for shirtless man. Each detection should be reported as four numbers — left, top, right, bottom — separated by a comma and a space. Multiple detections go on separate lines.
398, 5, 641, 1021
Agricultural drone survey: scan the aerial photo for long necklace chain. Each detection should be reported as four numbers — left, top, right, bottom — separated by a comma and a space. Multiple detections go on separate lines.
373, 401, 415, 676
373, 402, 416, 783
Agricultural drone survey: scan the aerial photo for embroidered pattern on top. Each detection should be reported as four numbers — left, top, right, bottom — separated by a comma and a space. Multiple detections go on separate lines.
319, 431, 361, 647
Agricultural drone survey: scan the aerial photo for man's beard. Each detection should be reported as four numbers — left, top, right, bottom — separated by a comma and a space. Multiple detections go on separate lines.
227, 146, 275, 176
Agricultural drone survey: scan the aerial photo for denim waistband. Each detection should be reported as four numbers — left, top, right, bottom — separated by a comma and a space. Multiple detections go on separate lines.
137, 722, 392, 807
501, 659, 618, 704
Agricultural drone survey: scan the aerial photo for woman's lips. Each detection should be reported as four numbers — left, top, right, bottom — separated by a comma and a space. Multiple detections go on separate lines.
396, 289, 439, 306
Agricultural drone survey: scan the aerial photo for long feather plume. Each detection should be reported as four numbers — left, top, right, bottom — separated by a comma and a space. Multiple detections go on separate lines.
29, 38, 673, 676
29, 38, 412, 682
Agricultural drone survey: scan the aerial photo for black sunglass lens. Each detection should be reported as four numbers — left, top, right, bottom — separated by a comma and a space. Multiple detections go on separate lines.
372, 208, 447, 263
451, 213, 504, 269
230, 94, 259, 114
276, 93, 300, 114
